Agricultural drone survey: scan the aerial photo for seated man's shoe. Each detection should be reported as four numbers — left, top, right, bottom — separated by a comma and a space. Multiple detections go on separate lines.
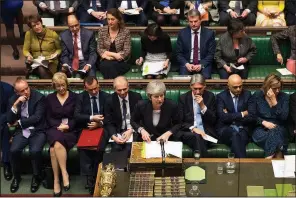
10, 177, 22, 193
89, 186, 94, 195
31, 175, 42, 193
4, 165, 13, 181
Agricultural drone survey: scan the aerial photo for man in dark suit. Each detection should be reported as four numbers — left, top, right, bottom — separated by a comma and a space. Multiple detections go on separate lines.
112, 0, 148, 26
216, 74, 252, 158
0, 81, 14, 181
77, 0, 112, 23
104, 76, 142, 154
60, 14, 97, 78
176, 9, 215, 79
7, 77, 46, 193
218, 0, 257, 26
33, 0, 78, 25
74, 76, 109, 195
179, 74, 217, 157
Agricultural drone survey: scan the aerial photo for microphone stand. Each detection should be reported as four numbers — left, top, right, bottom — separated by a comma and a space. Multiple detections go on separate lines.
160, 139, 165, 177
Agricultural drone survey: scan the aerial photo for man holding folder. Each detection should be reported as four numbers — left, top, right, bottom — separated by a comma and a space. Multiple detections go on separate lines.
74, 76, 109, 195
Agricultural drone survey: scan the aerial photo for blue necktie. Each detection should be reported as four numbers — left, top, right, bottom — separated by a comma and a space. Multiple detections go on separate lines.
195, 0, 200, 8
127, 0, 132, 9
160, 0, 169, 7
234, 96, 238, 113
195, 103, 205, 132
92, 0, 97, 11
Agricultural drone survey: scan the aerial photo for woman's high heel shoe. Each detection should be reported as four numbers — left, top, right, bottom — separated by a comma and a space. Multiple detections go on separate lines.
63, 183, 70, 191
53, 190, 62, 197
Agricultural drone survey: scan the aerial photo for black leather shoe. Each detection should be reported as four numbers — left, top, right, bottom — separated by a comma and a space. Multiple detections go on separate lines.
63, 183, 70, 191
4, 166, 13, 181
89, 187, 94, 195
10, 177, 22, 193
53, 190, 62, 197
12, 50, 20, 60
31, 175, 41, 193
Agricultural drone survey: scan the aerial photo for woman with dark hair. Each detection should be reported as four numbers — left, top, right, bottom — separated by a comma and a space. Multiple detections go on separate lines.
135, 23, 172, 79
23, 14, 61, 79
97, 8, 131, 79
249, 74, 289, 159
215, 19, 257, 79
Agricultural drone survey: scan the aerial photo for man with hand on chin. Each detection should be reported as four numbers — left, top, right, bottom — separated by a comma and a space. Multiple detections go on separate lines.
74, 76, 109, 195
178, 74, 217, 157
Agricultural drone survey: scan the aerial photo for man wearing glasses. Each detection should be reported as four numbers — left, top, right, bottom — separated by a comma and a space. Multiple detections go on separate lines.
216, 74, 252, 158
60, 14, 97, 78
74, 76, 109, 195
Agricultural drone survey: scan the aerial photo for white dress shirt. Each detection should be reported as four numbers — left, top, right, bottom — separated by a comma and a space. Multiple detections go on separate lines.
190, 27, 201, 63
152, 110, 161, 127
118, 95, 132, 130
120, 0, 138, 9
229, 91, 244, 117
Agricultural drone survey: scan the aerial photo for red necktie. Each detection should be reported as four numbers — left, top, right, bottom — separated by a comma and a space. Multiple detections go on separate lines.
72, 33, 79, 71
193, 31, 199, 65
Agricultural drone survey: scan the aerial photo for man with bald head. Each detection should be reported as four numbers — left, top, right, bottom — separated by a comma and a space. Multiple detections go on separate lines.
104, 76, 142, 154
60, 14, 97, 78
7, 77, 46, 193
216, 74, 252, 158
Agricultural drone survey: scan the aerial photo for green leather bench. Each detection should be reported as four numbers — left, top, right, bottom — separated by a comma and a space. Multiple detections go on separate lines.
29, 36, 293, 80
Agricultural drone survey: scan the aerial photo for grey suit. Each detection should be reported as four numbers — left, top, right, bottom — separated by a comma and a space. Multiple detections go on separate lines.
60, 27, 97, 77
215, 32, 257, 79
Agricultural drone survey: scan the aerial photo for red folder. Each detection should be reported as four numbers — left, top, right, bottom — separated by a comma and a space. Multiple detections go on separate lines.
77, 128, 104, 150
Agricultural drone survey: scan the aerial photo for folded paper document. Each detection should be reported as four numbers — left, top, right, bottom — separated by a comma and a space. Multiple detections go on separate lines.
203, 134, 218, 143
230, 63, 244, 70
142, 61, 167, 76
124, 9, 140, 15
31, 56, 49, 69
142, 141, 182, 159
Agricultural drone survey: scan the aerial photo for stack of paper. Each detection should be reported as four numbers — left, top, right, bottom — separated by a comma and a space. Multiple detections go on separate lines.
143, 141, 182, 159
276, 68, 293, 75
272, 155, 295, 178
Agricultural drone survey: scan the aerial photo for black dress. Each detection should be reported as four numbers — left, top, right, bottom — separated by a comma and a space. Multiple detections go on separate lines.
45, 91, 78, 150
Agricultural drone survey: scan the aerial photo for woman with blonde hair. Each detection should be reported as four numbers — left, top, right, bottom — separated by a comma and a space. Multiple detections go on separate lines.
255, 0, 286, 27
45, 72, 78, 196
249, 74, 289, 159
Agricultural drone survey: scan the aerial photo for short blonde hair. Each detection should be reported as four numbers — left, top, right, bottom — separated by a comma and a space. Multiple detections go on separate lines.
52, 72, 68, 89
262, 73, 282, 95
146, 80, 166, 98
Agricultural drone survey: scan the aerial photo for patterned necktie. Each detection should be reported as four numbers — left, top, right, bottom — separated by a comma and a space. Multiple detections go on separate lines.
21, 101, 31, 138
92, 0, 97, 11
72, 33, 79, 71
91, 96, 99, 115
127, 0, 132, 9
234, 96, 238, 113
234, 1, 241, 15
193, 31, 199, 65
122, 99, 127, 130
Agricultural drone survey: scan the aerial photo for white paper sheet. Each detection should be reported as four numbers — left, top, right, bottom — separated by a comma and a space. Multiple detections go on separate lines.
142, 61, 166, 75
41, 18, 54, 26
124, 9, 140, 15
276, 68, 293, 75
230, 63, 245, 70
202, 134, 218, 143
272, 159, 295, 178
144, 141, 182, 159
31, 56, 49, 69
159, 9, 180, 15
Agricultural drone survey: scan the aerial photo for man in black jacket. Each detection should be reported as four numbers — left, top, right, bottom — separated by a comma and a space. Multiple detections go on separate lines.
7, 77, 46, 193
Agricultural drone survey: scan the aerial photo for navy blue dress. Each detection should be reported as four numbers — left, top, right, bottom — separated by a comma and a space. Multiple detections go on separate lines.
249, 90, 289, 157
45, 91, 78, 150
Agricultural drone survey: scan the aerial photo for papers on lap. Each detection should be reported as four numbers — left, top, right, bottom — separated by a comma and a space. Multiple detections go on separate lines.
124, 9, 140, 15
142, 141, 182, 159
142, 61, 166, 76
31, 56, 49, 69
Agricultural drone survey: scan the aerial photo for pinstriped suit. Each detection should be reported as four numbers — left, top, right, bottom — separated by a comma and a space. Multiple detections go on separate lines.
215, 32, 257, 79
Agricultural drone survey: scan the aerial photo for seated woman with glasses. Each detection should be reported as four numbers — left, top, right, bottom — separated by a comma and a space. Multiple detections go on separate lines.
23, 14, 61, 79
135, 23, 172, 79
249, 74, 289, 159
45, 72, 78, 196
215, 19, 257, 79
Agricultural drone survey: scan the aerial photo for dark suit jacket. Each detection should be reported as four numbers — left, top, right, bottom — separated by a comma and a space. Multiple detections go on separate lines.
178, 90, 217, 138
218, 0, 258, 14
104, 91, 142, 137
285, 0, 296, 15
131, 99, 181, 138
60, 27, 98, 68
0, 82, 14, 127
215, 32, 257, 68
289, 92, 296, 138
78, 0, 111, 12
151, 0, 182, 10
216, 89, 253, 135
74, 90, 109, 129
7, 89, 46, 135
112, 0, 147, 9
176, 26, 216, 69
34, 0, 79, 13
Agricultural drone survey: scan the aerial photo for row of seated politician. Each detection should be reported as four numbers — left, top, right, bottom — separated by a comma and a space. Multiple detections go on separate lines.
20, 9, 296, 81
0, 71, 296, 194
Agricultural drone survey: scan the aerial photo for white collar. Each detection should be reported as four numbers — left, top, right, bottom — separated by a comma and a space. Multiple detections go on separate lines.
191, 27, 201, 34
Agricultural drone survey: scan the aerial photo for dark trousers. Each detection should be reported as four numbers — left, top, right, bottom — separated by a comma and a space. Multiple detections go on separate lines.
219, 127, 248, 158
180, 132, 208, 157
151, 12, 180, 26
218, 67, 248, 79
179, 64, 212, 79
123, 12, 148, 26
219, 11, 256, 26
0, 124, 11, 165
99, 60, 131, 79
77, 6, 106, 24
10, 132, 46, 178
286, 13, 296, 26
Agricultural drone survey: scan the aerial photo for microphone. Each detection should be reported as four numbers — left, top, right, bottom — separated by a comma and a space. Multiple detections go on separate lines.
159, 139, 165, 164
